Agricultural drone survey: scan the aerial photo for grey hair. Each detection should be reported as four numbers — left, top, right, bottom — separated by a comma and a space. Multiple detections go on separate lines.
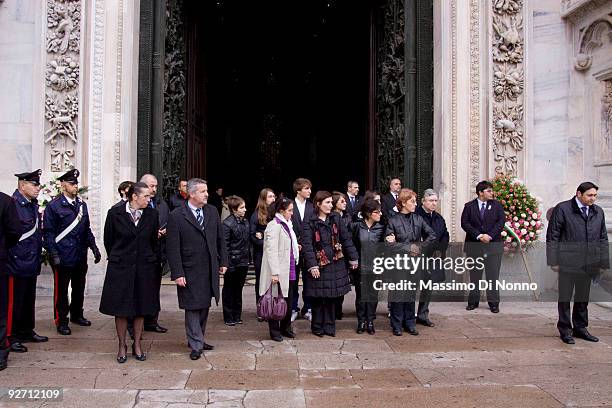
422, 189, 438, 200
140, 173, 157, 183
187, 178, 207, 194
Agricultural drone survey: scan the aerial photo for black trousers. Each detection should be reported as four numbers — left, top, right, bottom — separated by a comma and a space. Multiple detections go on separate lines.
52, 263, 88, 326
310, 297, 338, 335
335, 296, 344, 318
0, 273, 9, 363
389, 299, 416, 331
557, 272, 591, 335
253, 249, 263, 304
144, 267, 163, 327
417, 287, 432, 321
268, 280, 294, 338
222, 266, 248, 323
353, 271, 377, 322
468, 251, 502, 306
7, 275, 37, 342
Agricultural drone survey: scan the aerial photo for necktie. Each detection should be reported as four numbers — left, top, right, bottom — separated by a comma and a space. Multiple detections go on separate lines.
130, 209, 141, 225
350, 196, 355, 207
581, 206, 588, 218
196, 208, 203, 226
480, 202, 486, 219
150, 199, 156, 209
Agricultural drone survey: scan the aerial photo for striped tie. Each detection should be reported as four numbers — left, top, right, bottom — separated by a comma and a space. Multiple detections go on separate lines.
196, 208, 203, 226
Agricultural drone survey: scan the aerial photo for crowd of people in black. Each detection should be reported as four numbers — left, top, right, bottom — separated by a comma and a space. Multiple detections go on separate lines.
0, 169, 607, 369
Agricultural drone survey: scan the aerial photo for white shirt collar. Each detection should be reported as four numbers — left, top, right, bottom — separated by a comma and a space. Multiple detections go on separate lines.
64, 194, 76, 205
575, 197, 588, 211
295, 198, 306, 221
477, 198, 487, 208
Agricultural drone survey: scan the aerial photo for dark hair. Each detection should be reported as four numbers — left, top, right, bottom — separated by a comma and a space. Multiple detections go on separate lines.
293, 178, 312, 194
361, 198, 381, 220
363, 190, 380, 201
331, 191, 347, 212
127, 182, 149, 202
225, 195, 245, 213
256, 188, 275, 225
313, 191, 333, 214
118, 180, 132, 198
577, 181, 599, 194
475, 180, 493, 194
268, 197, 294, 222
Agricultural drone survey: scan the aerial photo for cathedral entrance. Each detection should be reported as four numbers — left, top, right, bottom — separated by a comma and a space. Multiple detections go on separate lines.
137, 0, 434, 203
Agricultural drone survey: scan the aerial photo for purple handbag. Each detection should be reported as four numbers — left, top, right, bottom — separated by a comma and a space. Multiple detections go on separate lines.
257, 282, 287, 321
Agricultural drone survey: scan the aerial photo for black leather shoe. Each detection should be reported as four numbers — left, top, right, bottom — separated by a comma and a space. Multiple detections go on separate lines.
406, 326, 419, 336
312, 331, 324, 337
131, 344, 146, 361
190, 349, 202, 360
225, 321, 236, 326
367, 321, 375, 335
573, 329, 599, 342
560, 334, 575, 344
271, 335, 283, 342
20, 332, 49, 343
202, 342, 214, 351
144, 324, 168, 333
393, 329, 403, 336
10, 342, 27, 353
416, 318, 435, 327
281, 330, 296, 339
0, 360, 6, 371
357, 321, 366, 334
324, 332, 336, 337
70, 317, 91, 326
117, 345, 127, 364
490, 306, 500, 314
466, 304, 478, 311
57, 325, 71, 335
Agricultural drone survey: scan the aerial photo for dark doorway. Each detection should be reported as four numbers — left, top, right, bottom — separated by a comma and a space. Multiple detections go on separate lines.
186, 0, 371, 203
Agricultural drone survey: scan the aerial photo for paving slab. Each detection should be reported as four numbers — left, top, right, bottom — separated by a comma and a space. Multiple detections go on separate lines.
186, 370, 299, 390
94, 369, 191, 389
243, 389, 305, 408
298, 369, 357, 390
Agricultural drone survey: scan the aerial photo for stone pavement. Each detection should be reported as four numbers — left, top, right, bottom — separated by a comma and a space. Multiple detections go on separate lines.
1, 283, 612, 408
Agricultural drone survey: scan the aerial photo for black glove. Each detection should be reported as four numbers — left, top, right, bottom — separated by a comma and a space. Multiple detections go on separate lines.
50, 254, 61, 267
93, 247, 101, 264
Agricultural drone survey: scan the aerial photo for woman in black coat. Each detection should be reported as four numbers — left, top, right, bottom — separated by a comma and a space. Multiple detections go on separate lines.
302, 191, 358, 337
222, 195, 250, 326
385, 188, 436, 336
331, 191, 353, 320
100, 182, 160, 363
349, 199, 385, 334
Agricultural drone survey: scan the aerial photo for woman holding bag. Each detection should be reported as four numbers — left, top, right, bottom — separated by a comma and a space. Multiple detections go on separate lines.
259, 198, 299, 342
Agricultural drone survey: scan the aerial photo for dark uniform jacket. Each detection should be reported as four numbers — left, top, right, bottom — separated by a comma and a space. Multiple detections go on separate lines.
301, 213, 358, 298
7, 190, 42, 277
0, 192, 21, 274
546, 197, 609, 275
42, 195, 97, 267
223, 214, 250, 269
167, 203, 228, 310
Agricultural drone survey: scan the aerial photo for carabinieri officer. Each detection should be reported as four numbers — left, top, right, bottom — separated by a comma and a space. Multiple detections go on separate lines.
6, 170, 48, 353
43, 169, 101, 335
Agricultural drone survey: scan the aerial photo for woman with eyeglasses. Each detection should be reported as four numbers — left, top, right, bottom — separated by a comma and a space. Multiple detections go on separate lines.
349, 198, 385, 334
385, 188, 436, 336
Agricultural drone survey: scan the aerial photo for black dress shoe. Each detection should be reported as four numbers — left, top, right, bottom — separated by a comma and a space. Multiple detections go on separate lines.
202, 342, 214, 351
393, 329, 403, 336
356, 321, 366, 334
466, 304, 478, 311
416, 318, 435, 327
225, 321, 236, 327
190, 349, 202, 360
57, 325, 71, 335
281, 330, 296, 339
10, 342, 27, 353
312, 331, 324, 337
367, 321, 375, 335
324, 332, 336, 337
490, 306, 500, 314
560, 334, 575, 344
70, 317, 91, 326
131, 344, 146, 361
271, 335, 283, 342
144, 324, 167, 333
236, 319, 243, 324
406, 326, 419, 336
573, 329, 599, 342
20, 332, 49, 343
0, 360, 6, 371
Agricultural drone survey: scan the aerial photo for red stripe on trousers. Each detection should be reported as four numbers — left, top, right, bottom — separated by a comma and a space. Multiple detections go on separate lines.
6, 276, 14, 337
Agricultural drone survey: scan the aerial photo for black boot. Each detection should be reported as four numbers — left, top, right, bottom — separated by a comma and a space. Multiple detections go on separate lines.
356, 321, 366, 334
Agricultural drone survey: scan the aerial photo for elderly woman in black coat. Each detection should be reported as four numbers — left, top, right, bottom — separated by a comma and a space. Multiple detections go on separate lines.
385, 188, 436, 336
100, 182, 159, 363
302, 191, 358, 337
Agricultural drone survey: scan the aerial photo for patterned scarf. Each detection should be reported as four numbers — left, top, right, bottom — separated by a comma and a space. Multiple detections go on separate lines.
314, 218, 343, 267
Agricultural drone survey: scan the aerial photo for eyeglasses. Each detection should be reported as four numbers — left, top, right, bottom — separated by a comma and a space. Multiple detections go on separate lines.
372, 210, 382, 214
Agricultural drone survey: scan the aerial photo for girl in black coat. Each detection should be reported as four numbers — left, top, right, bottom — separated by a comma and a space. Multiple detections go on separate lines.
100, 182, 159, 363
349, 199, 385, 334
302, 191, 359, 337
331, 191, 352, 320
222, 195, 250, 326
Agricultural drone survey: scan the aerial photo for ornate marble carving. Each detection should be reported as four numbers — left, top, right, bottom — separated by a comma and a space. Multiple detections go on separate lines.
450, 0, 458, 239
561, 0, 611, 23
44, 0, 81, 173
491, 0, 525, 176
574, 18, 612, 71
469, 0, 481, 188
601, 80, 612, 161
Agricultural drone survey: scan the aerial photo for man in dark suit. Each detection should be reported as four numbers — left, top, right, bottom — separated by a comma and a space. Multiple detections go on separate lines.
140, 174, 169, 333
111, 181, 132, 209
168, 179, 188, 211
0, 189, 22, 370
461, 180, 505, 313
415, 188, 450, 327
381, 178, 402, 220
345, 180, 362, 220
167, 178, 228, 361
547, 181, 609, 344
290, 178, 314, 321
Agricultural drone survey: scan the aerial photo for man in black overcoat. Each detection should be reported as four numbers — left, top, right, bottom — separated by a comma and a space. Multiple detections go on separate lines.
381, 178, 402, 220
461, 180, 505, 313
547, 181, 609, 344
345, 180, 363, 220
167, 178, 228, 360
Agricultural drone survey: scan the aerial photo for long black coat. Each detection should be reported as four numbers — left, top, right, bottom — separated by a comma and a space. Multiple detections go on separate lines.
546, 197, 609, 274
99, 204, 161, 317
301, 213, 358, 298
167, 203, 228, 310
0, 192, 21, 274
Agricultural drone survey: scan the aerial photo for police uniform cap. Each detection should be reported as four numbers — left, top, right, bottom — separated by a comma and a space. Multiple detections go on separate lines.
58, 169, 80, 183
15, 169, 42, 185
